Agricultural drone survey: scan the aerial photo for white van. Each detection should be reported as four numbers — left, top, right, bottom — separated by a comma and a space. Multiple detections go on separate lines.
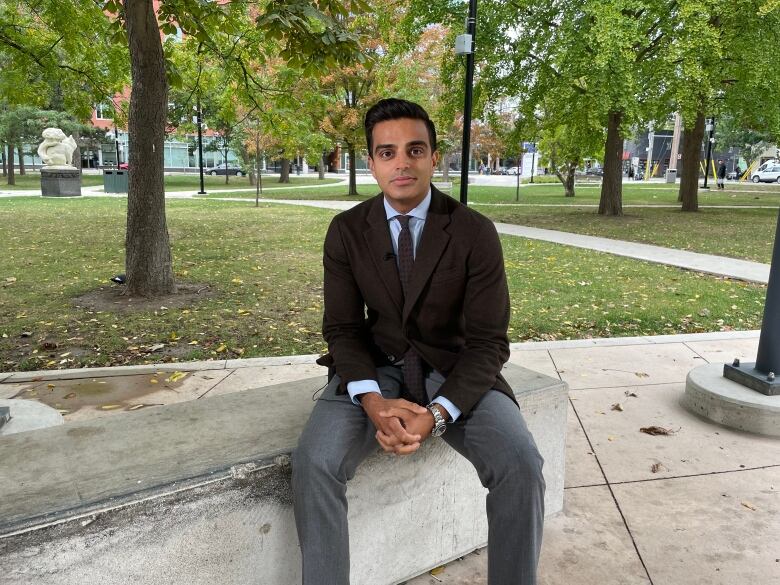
751, 161, 780, 183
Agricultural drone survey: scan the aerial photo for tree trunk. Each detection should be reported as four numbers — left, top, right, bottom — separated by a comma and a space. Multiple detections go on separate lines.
348, 144, 357, 196
598, 110, 624, 216
279, 158, 290, 183
71, 129, 81, 173
17, 145, 25, 175
442, 152, 450, 181
678, 112, 704, 212
564, 162, 577, 197
124, 0, 175, 296
7, 143, 15, 185
1, 142, 6, 176
318, 153, 326, 180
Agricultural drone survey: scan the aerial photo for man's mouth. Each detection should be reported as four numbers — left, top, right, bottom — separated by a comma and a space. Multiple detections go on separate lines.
392, 176, 416, 185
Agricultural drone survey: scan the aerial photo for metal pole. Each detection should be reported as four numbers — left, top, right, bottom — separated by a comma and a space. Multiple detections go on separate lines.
515, 149, 521, 201
703, 117, 714, 189
459, 0, 478, 205
530, 141, 536, 183
723, 205, 780, 395
114, 123, 120, 167
756, 210, 780, 377
196, 94, 206, 194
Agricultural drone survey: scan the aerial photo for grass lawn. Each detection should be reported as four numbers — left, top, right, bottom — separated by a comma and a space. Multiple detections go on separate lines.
0, 172, 341, 192
201, 180, 780, 207
0, 196, 765, 372
163, 174, 342, 191
1, 173, 104, 190
480, 205, 778, 264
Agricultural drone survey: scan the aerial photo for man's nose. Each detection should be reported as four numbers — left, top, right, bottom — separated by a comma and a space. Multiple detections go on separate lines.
395, 152, 412, 169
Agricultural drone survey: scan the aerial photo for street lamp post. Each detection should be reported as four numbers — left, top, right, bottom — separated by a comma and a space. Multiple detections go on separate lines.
456, 0, 478, 205
702, 117, 715, 189
196, 94, 206, 195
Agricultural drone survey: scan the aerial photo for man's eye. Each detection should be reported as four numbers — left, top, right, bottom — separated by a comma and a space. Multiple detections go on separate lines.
379, 151, 393, 159
410, 148, 424, 156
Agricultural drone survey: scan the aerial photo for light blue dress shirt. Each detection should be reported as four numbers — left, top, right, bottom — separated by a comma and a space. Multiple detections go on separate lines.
346, 190, 462, 422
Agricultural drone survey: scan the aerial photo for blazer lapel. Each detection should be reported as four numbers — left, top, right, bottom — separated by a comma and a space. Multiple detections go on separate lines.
403, 188, 452, 322
363, 195, 404, 315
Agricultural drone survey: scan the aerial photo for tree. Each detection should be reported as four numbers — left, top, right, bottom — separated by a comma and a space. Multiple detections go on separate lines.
0, 107, 98, 184
671, 0, 780, 211
407, 0, 674, 215
2, 0, 366, 296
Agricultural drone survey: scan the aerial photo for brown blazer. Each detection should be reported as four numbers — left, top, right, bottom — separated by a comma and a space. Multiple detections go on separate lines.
317, 186, 515, 416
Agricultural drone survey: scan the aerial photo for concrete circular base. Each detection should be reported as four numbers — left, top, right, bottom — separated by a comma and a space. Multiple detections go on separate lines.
683, 363, 780, 437
0, 399, 64, 437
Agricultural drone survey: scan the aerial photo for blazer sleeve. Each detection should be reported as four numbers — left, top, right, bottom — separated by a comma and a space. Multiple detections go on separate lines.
321, 216, 378, 387
435, 218, 510, 415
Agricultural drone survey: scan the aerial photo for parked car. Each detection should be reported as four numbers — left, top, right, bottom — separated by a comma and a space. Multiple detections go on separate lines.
506, 166, 520, 175
585, 167, 604, 176
751, 163, 780, 183
208, 166, 245, 177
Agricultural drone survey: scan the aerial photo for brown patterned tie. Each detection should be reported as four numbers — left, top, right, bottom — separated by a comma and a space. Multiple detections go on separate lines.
396, 215, 426, 404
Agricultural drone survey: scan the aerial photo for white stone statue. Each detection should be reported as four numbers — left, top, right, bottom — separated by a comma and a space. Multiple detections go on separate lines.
37, 128, 78, 168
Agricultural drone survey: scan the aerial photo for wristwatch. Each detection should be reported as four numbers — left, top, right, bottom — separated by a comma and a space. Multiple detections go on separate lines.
427, 403, 447, 437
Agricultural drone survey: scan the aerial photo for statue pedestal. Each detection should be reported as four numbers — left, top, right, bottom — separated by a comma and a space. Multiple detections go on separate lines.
41, 167, 81, 197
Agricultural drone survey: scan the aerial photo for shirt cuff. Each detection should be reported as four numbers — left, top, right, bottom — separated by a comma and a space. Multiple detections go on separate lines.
347, 379, 381, 406
431, 396, 461, 422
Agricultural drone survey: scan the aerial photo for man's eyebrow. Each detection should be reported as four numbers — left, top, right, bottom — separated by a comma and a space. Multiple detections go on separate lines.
374, 140, 429, 153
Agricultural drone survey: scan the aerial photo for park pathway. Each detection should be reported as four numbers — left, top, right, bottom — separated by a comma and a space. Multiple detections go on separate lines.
207, 196, 771, 284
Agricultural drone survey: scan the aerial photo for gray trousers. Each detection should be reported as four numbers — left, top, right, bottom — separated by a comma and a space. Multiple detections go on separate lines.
292, 366, 545, 585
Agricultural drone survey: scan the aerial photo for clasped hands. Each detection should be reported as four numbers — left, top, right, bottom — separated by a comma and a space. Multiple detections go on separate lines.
360, 393, 436, 456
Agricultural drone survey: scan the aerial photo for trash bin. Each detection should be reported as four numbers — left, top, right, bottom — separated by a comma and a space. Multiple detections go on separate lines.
115, 170, 129, 193
103, 169, 116, 193
665, 169, 677, 183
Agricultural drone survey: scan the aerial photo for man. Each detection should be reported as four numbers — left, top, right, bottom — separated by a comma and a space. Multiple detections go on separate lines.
292, 98, 545, 585
717, 159, 727, 190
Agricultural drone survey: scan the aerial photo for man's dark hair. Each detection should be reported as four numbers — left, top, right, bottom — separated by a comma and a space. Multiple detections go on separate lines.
364, 98, 437, 156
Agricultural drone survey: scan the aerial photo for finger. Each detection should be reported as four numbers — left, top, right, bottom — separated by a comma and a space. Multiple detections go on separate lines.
375, 431, 397, 452
385, 418, 421, 443
386, 399, 428, 414
378, 407, 418, 421
394, 441, 421, 455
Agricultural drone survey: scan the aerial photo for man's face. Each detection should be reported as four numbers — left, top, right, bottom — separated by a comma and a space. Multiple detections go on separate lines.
368, 117, 439, 213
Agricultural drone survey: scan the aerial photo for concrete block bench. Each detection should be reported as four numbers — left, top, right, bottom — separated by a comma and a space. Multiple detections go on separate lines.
0, 363, 567, 585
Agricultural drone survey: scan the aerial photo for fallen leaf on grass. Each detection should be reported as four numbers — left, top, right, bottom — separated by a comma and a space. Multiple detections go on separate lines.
98, 404, 122, 410
165, 371, 187, 383
640, 426, 677, 436
611, 403, 624, 411
430, 566, 445, 576
148, 343, 165, 352
63, 392, 76, 399
128, 404, 147, 411
741, 501, 757, 511
5, 277, 17, 283
150, 378, 159, 384
47, 383, 55, 389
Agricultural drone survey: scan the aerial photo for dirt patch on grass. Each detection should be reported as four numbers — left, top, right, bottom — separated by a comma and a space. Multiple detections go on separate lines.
73, 283, 215, 314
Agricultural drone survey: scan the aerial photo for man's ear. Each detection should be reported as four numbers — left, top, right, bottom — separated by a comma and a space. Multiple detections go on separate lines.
432, 150, 440, 168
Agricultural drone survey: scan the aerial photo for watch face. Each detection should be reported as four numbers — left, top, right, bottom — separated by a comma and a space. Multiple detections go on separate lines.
432, 423, 446, 437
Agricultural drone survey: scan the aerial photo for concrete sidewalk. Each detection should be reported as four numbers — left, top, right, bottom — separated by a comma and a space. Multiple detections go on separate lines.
1, 330, 777, 585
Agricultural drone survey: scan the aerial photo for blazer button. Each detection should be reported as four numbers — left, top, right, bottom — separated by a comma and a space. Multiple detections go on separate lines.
386, 354, 396, 363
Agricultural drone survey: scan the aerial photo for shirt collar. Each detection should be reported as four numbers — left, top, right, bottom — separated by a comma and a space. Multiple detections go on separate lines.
383, 188, 432, 222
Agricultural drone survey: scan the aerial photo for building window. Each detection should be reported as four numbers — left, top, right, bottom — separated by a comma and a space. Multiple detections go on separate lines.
95, 101, 114, 120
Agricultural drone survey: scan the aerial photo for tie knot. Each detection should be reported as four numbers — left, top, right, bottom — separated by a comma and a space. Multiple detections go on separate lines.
396, 215, 411, 228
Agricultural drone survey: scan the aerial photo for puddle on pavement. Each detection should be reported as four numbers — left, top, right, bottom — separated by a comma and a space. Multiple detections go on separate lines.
10, 371, 189, 416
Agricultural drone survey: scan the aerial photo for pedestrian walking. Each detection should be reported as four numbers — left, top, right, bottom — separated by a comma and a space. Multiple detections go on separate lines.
717, 159, 727, 190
